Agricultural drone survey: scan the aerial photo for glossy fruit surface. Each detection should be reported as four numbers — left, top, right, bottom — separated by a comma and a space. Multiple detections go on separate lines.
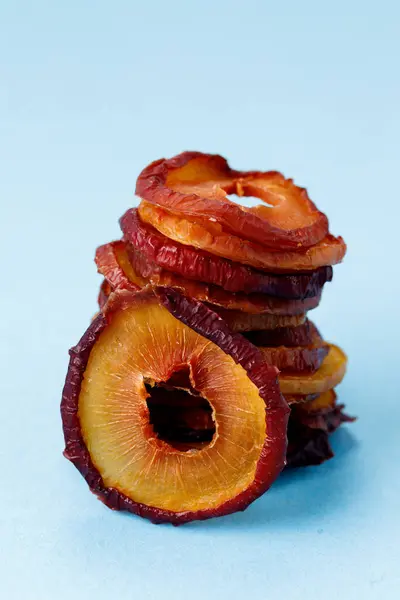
136, 151, 328, 249
138, 201, 346, 272
61, 288, 289, 524
120, 208, 333, 298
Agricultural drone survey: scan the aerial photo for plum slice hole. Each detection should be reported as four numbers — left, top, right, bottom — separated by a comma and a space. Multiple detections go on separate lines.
145, 371, 216, 452
224, 193, 274, 209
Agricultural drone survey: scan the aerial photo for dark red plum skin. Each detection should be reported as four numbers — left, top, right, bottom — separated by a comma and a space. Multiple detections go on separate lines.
61, 288, 289, 525
120, 208, 333, 299
286, 404, 356, 468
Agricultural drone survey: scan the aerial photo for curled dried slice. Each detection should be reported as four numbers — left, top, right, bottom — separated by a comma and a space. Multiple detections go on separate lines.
244, 319, 320, 347
138, 201, 346, 272
98, 280, 112, 310
136, 151, 328, 249
97, 241, 321, 315
259, 338, 329, 374
96, 275, 307, 331
61, 288, 288, 524
95, 241, 146, 292
128, 245, 321, 315
120, 208, 333, 299
210, 307, 306, 332
279, 344, 347, 395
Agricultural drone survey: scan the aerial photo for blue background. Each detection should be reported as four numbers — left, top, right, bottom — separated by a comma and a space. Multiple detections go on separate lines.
1, 1, 399, 598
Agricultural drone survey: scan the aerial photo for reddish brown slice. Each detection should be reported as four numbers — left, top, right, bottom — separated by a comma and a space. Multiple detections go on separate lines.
61, 288, 289, 524
127, 244, 321, 315
96, 277, 307, 331
259, 339, 329, 374
138, 201, 346, 272
244, 319, 320, 347
279, 344, 347, 395
246, 320, 329, 373
96, 240, 321, 315
210, 307, 307, 332
136, 151, 329, 249
287, 393, 356, 468
120, 208, 333, 298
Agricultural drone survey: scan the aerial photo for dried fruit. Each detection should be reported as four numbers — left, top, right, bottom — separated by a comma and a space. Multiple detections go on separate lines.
244, 319, 319, 347
120, 208, 333, 298
62, 148, 352, 525
96, 240, 321, 315
127, 244, 322, 315
95, 241, 145, 292
136, 151, 328, 249
138, 201, 346, 272
61, 288, 289, 524
287, 395, 355, 467
210, 307, 307, 332
279, 344, 347, 395
259, 339, 329, 374
245, 320, 329, 373
98, 280, 112, 310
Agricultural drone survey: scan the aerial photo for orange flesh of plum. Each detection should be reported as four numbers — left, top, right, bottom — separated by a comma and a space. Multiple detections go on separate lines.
167, 161, 319, 232
78, 299, 268, 513
138, 201, 346, 273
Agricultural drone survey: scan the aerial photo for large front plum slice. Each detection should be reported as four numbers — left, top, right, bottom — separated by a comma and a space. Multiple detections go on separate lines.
61, 289, 289, 524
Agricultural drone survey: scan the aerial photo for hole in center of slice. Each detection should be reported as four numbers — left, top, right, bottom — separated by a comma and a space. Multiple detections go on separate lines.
145, 368, 216, 452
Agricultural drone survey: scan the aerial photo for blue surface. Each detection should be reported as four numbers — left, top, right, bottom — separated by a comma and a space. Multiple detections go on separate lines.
1, 1, 399, 598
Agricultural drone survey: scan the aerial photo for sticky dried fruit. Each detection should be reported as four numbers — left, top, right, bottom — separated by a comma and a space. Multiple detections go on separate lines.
138, 201, 346, 272
120, 208, 333, 298
279, 344, 347, 395
96, 240, 321, 315
136, 151, 328, 249
61, 288, 289, 524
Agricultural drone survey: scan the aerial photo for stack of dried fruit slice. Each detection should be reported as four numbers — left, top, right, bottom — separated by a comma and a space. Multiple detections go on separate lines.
61, 152, 354, 524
